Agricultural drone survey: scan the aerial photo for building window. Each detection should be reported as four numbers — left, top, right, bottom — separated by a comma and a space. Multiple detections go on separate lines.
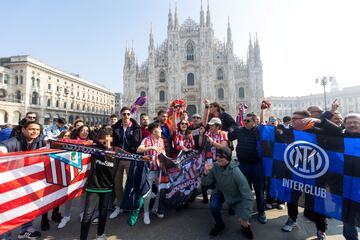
159, 70, 166, 82
159, 90, 165, 102
4, 74, 9, 84
47, 99, 51, 107
56, 100, 59, 107
15, 76, 19, 85
239, 87, 245, 98
36, 78, 40, 87
187, 73, 195, 86
16, 90, 21, 100
140, 91, 146, 97
64, 102, 67, 109
217, 68, 224, 80
77, 104, 80, 110
20, 76, 23, 84
48, 84, 51, 90
31, 92, 39, 105
31, 77, 35, 87
186, 41, 194, 61
71, 102, 74, 109
218, 88, 224, 100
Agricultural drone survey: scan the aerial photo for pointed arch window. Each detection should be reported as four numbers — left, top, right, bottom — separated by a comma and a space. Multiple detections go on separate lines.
140, 91, 146, 97
218, 88, 224, 100
47, 99, 51, 107
159, 90, 165, 102
217, 68, 224, 80
31, 92, 39, 105
239, 87, 245, 98
186, 41, 194, 61
187, 73, 195, 86
159, 71, 166, 82
16, 90, 21, 100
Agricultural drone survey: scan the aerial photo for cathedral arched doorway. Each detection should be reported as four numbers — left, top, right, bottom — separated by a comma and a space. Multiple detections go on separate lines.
186, 105, 197, 117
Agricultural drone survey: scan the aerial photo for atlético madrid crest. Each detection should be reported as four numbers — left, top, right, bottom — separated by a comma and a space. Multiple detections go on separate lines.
43, 152, 83, 187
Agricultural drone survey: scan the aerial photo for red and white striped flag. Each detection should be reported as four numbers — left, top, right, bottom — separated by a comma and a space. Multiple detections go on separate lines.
0, 149, 91, 235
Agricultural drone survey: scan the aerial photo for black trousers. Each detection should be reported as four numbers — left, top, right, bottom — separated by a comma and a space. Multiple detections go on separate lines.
287, 203, 328, 232
80, 191, 112, 240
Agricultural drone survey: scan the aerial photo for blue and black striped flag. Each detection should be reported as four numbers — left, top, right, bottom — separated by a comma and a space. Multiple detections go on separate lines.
259, 125, 360, 226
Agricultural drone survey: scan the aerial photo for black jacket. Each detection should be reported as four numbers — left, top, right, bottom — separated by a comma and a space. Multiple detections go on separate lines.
228, 127, 260, 164
0, 134, 46, 152
86, 146, 119, 192
112, 118, 142, 153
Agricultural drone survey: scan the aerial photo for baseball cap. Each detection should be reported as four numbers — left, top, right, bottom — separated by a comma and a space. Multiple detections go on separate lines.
208, 117, 222, 125
192, 113, 201, 118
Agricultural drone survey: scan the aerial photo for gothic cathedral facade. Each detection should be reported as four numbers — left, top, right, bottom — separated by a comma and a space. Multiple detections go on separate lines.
122, 2, 264, 117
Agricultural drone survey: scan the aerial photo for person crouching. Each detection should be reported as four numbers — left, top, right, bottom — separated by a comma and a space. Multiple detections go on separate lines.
80, 128, 119, 240
202, 147, 254, 239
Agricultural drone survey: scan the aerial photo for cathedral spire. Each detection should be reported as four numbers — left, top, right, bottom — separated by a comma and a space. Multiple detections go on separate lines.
226, 16, 232, 47
174, 2, 179, 30
206, 0, 212, 28
167, 2, 173, 31
254, 33, 261, 64
200, 0, 205, 27
149, 22, 154, 51
247, 33, 254, 64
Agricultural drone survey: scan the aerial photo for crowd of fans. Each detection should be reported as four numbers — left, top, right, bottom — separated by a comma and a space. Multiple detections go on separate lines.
0, 98, 359, 240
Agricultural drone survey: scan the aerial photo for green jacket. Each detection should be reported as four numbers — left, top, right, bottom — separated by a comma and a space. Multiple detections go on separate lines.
202, 160, 253, 221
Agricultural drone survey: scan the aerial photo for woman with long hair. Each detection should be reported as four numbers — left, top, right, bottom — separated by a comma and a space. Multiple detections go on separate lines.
172, 120, 194, 157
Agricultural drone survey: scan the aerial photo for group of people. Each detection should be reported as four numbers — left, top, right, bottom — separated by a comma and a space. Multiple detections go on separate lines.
0, 98, 359, 240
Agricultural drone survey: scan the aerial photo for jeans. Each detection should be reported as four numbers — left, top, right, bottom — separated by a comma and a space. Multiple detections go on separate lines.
209, 192, 225, 226
80, 191, 112, 240
287, 203, 327, 232
0, 221, 33, 240
143, 170, 165, 214
343, 222, 359, 240
114, 160, 130, 207
239, 162, 265, 215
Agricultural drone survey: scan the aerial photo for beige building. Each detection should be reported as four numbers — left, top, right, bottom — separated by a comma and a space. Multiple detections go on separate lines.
267, 84, 360, 118
0, 55, 115, 126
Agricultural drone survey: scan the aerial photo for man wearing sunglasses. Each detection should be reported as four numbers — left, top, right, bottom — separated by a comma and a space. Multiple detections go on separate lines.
110, 107, 142, 219
9, 112, 38, 138
228, 113, 267, 224
202, 147, 254, 239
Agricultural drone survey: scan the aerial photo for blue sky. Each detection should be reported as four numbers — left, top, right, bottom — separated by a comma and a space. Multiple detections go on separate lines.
1, 0, 359, 97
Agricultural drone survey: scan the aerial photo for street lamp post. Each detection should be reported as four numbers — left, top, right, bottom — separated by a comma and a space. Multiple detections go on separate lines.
315, 76, 332, 110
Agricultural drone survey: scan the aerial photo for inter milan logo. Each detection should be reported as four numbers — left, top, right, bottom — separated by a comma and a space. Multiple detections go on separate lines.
284, 141, 329, 179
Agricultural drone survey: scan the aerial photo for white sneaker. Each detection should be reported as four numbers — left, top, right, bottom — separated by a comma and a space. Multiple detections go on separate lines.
58, 216, 70, 229
143, 212, 150, 225
79, 212, 84, 222
151, 209, 164, 218
109, 207, 123, 219
96, 234, 107, 240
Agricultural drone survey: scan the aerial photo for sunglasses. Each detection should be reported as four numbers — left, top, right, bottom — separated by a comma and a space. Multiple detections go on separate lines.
122, 113, 131, 116
244, 119, 252, 123
27, 116, 36, 119
192, 117, 201, 119
180, 122, 188, 126
216, 154, 227, 158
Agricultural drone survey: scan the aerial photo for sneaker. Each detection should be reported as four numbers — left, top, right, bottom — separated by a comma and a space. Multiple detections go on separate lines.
92, 217, 99, 224
316, 230, 327, 240
241, 225, 254, 239
209, 224, 225, 236
18, 230, 41, 240
257, 214, 267, 224
40, 219, 50, 231
143, 212, 150, 225
228, 208, 235, 216
151, 209, 164, 218
51, 212, 63, 223
58, 216, 71, 229
109, 207, 123, 219
96, 234, 107, 240
276, 204, 285, 210
265, 203, 273, 209
282, 218, 297, 232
